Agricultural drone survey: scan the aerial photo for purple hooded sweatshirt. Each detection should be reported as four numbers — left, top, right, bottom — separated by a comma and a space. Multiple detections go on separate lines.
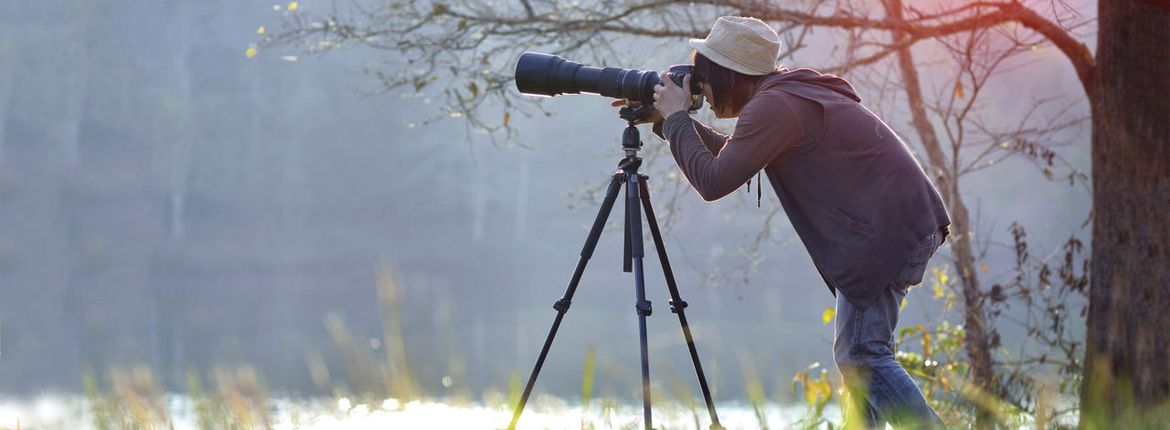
655, 68, 951, 305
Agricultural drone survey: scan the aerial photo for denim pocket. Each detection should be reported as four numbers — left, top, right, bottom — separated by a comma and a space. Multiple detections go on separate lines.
896, 231, 940, 287
907, 231, 939, 265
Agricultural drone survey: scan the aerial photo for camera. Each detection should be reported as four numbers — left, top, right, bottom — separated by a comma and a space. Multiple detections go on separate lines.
514, 52, 704, 114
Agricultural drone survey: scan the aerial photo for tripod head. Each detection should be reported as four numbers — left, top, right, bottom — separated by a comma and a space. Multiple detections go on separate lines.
619, 103, 655, 123
618, 105, 651, 156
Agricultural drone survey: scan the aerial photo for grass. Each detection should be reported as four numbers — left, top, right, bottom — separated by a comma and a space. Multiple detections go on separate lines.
14, 265, 1170, 429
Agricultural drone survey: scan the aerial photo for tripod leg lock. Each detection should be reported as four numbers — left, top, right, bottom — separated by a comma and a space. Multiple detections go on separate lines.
553, 298, 572, 312
636, 300, 652, 316
669, 300, 688, 313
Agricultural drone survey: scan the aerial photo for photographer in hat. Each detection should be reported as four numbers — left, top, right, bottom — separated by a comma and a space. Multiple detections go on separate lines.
615, 16, 952, 429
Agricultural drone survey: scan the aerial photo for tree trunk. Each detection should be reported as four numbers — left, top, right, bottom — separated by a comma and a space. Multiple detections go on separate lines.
884, 1, 996, 426
1082, 0, 1170, 427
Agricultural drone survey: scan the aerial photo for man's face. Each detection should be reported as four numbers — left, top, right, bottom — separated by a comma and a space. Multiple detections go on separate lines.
701, 83, 732, 118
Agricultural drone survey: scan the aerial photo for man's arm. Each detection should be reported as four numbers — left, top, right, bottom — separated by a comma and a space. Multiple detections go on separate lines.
662, 91, 805, 202
653, 117, 730, 155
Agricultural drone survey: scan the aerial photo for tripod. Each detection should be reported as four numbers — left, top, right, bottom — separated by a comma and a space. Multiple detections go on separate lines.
506, 107, 724, 430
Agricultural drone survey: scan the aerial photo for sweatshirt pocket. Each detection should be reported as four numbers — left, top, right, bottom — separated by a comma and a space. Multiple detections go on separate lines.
830, 206, 875, 238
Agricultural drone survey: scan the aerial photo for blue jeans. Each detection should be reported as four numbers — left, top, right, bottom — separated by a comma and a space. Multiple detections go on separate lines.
833, 230, 944, 429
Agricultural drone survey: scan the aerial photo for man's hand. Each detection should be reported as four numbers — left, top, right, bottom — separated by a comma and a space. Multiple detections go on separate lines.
653, 71, 691, 119
609, 99, 663, 125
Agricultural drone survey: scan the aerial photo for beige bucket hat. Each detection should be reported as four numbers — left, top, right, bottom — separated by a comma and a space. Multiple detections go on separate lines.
688, 16, 781, 76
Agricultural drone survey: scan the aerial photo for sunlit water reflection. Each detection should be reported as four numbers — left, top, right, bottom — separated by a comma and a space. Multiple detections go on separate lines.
0, 394, 840, 429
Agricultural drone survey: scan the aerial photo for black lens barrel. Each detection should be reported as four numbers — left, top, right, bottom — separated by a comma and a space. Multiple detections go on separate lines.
515, 52, 659, 103
515, 52, 571, 96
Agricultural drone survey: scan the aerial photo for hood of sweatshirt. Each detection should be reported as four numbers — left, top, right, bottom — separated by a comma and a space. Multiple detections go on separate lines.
758, 68, 862, 103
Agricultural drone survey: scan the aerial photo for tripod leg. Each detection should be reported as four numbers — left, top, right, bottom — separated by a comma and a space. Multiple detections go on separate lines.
625, 172, 655, 430
638, 177, 725, 430
507, 174, 624, 430
623, 186, 633, 273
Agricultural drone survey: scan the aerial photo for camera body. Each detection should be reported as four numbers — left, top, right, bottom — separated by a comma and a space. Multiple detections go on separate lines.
665, 64, 704, 113
515, 52, 704, 115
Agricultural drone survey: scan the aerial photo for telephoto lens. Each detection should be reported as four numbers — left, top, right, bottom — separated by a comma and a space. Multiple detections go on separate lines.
515, 52, 703, 112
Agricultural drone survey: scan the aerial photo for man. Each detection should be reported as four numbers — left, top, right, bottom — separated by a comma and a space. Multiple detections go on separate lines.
629, 16, 952, 429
